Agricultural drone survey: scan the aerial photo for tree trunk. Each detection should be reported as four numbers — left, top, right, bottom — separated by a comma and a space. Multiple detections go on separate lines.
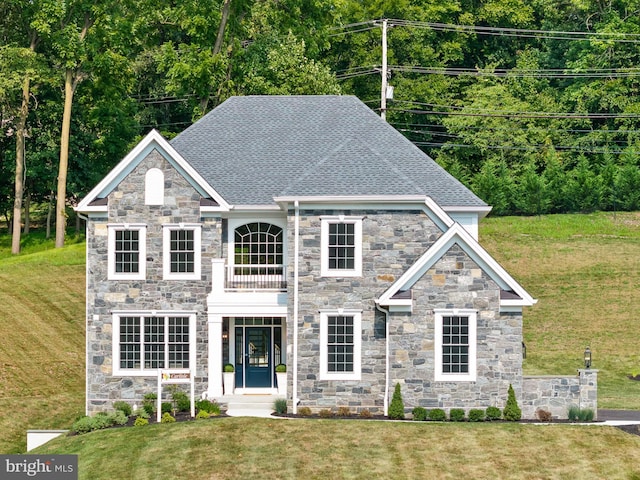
199, 0, 232, 114
24, 190, 30, 234
55, 69, 74, 248
12, 75, 30, 254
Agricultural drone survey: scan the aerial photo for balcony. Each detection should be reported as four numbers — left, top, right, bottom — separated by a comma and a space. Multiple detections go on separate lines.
208, 260, 287, 292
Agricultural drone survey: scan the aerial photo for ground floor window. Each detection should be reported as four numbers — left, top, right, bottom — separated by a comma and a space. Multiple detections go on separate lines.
434, 309, 477, 382
112, 312, 196, 376
319, 310, 362, 380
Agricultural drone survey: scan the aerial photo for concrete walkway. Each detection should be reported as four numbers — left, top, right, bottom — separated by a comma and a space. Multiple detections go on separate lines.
598, 409, 640, 425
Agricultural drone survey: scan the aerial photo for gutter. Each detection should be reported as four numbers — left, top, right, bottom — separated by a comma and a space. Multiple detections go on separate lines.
376, 303, 391, 416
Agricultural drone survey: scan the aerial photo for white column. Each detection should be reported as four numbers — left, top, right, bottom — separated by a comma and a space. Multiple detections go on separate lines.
208, 314, 224, 398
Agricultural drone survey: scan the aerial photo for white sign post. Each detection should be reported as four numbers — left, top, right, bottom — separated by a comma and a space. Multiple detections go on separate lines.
157, 369, 195, 423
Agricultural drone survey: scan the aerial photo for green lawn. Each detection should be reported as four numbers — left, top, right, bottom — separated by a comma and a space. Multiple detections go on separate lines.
33, 417, 640, 480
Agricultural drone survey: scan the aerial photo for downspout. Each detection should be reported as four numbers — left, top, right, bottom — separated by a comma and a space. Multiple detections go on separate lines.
293, 201, 300, 414
376, 303, 391, 416
78, 212, 90, 415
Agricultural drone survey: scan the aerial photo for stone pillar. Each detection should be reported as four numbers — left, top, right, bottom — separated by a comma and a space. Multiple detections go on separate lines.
578, 369, 598, 420
208, 314, 224, 398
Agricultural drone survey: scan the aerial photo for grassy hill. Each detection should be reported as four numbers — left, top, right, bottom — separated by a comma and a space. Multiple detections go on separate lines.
0, 212, 639, 458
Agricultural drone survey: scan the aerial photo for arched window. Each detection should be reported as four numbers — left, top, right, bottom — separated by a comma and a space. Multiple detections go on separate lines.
234, 222, 283, 275
145, 168, 164, 205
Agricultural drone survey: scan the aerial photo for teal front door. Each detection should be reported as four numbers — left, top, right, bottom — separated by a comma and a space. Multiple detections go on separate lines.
244, 327, 272, 388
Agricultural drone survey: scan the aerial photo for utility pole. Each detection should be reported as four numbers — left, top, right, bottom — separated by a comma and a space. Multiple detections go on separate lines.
380, 19, 388, 121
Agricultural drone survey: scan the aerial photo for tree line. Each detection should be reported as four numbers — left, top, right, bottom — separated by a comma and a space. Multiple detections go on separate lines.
2, 0, 640, 252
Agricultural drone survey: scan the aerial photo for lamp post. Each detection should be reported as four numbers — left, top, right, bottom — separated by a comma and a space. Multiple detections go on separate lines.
584, 346, 592, 369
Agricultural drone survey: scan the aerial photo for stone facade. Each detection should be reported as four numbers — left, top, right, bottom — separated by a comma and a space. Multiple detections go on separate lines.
86, 150, 221, 413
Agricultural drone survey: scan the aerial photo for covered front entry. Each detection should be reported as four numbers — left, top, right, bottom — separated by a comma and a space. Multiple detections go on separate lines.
231, 317, 283, 391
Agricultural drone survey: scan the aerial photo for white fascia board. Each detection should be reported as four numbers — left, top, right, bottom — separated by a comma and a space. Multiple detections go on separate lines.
443, 205, 493, 219
377, 223, 537, 308
75, 130, 230, 213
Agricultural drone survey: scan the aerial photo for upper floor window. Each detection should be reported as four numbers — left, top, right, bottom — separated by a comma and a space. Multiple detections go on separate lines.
113, 312, 195, 376
319, 310, 362, 380
320, 216, 362, 277
434, 309, 477, 382
107, 224, 146, 280
145, 168, 164, 205
234, 222, 283, 275
163, 224, 201, 280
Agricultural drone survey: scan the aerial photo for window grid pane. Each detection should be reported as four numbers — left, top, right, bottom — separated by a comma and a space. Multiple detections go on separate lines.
234, 222, 284, 274
170, 230, 195, 273
144, 316, 165, 369
442, 316, 469, 373
120, 316, 140, 369
168, 317, 190, 368
328, 223, 355, 270
115, 230, 139, 273
327, 315, 354, 372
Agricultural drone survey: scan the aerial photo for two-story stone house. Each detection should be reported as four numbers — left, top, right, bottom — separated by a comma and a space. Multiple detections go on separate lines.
77, 95, 542, 417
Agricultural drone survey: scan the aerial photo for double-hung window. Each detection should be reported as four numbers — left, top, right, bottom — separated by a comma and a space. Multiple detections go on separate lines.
163, 224, 201, 280
107, 224, 146, 280
320, 216, 362, 277
113, 312, 195, 376
434, 309, 477, 382
319, 310, 362, 380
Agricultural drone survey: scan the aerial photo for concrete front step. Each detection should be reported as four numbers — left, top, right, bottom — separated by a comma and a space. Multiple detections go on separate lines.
223, 394, 281, 417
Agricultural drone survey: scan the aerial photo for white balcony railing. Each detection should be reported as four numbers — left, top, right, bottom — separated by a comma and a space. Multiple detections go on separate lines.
224, 264, 287, 291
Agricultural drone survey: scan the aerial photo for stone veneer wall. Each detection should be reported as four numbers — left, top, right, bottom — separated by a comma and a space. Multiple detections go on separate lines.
86, 150, 221, 414
289, 208, 444, 413
390, 245, 523, 412
522, 369, 598, 420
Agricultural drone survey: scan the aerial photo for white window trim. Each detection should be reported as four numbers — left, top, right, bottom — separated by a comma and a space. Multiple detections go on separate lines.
434, 309, 477, 382
319, 309, 362, 381
107, 224, 147, 280
163, 224, 202, 280
320, 216, 363, 277
112, 311, 196, 377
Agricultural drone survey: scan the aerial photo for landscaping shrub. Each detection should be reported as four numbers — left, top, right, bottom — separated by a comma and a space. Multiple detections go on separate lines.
337, 406, 351, 417
196, 410, 211, 419
536, 409, 553, 422
428, 408, 446, 421
388, 383, 405, 420
485, 406, 502, 421
109, 410, 128, 426
134, 417, 149, 427
578, 409, 595, 422
170, 387, 190, 412
92, 413, 114, 430
359, 409, 373, 419
468, 409, 485, 422
318, 409, 333, 418
196, 399, 221, 416
143, 393, 157, 416
134, 408, 150, 419
72, 416, 98, 435
449, 408, 466, 422
412, 407, 427, 421
274, 398, 288, 415
113, 401, 132, 417
503, 384, 522, 421
297, 406, 312, 417
161, 412, 176, 423
162, 402, 173, 414
567, 405, 580, 421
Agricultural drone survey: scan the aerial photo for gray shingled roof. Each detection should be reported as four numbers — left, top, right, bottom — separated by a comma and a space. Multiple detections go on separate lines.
170, 95, 487, 207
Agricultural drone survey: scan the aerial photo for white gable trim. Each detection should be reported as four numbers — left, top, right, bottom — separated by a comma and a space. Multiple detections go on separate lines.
376, 223, 536, 310
75, 130, 230, 214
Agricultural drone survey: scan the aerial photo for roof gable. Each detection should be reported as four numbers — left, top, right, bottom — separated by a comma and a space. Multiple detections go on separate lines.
76, 130, 230, 213
377, 223, 537, 310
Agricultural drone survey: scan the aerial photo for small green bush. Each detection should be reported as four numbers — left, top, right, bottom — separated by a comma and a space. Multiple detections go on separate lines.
412, 407, 427, 421
169, 387, 190, 412
134, 417, 149, 427
388, 383, 405, 420
108, 410, 129, 426
485, 406, 502, 421
223, 363, 234, 372
196, 399, 221, 416
161, 402, 173, 414
143, 393, 157, 415
567, 405, 580, 421
503, 384, 522, 421
113, 401, 132, 417
161, 412, 176, 423
359, 409, 373, 419
275, 363, 286, 373
72, 416, 97, 435
578, 408, 595, 422
134, 408, 150, 419
318, 409, 333, 418
92, 413, 114, 429
274, 398, 288, 415
428, 408, 446, 421
196, 410, 211, 419
468, 409, 485, 422
297, 406, 312, 417
449, 408, 466, 422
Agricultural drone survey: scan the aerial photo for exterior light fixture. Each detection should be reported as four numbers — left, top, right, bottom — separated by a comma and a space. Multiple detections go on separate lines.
584, 346, 592, 369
